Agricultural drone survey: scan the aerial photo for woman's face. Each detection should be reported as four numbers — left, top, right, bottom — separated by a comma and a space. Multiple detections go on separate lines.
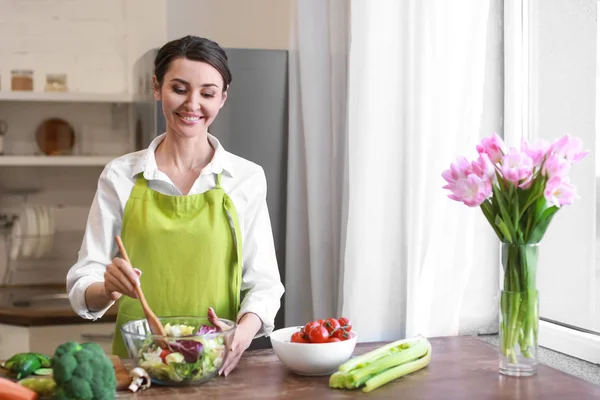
154, 57, 227, 138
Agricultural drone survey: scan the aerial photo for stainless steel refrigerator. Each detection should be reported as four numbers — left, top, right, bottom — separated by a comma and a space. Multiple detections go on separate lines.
132, 48, 289, 349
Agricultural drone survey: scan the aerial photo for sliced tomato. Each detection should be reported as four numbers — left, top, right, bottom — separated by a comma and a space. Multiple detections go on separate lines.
159, 349, 172, 363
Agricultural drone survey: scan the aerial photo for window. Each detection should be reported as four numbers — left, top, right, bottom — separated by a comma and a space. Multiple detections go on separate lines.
508, 0, 600, 363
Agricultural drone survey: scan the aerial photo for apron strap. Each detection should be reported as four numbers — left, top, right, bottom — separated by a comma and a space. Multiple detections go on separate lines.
215, 173, 222, 188
129, 174, 149, 199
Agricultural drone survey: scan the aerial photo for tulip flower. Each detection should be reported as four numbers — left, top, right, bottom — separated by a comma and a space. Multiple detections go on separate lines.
442, 133, 588, 370
476, 132, 507, 163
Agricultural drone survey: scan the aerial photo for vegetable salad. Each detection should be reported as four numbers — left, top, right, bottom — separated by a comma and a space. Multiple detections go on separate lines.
137, 323, 225, 383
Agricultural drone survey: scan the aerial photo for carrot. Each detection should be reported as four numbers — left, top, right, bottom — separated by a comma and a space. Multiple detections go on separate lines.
0, 377, 38, 400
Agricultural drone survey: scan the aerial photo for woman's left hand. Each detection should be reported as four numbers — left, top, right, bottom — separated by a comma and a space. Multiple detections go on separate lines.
207, 307, 262, 377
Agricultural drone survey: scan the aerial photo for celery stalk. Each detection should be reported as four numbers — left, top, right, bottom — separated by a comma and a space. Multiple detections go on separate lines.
349, 339, 429, 385
362, 340, 432, 393
329, 371, 351, 389
338, 338, 415, 373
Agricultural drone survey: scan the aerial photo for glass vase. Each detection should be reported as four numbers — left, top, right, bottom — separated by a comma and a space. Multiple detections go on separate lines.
499, 243, 539, 377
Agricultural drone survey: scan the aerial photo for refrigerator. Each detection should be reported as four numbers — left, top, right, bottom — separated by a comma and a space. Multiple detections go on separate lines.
132, 48, 289, 349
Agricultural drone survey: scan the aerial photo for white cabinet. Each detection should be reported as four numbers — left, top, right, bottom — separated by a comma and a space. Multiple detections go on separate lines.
0, 322, 115, 359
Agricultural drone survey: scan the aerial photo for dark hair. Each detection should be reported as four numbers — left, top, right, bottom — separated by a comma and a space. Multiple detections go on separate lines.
153, 35, 232, 91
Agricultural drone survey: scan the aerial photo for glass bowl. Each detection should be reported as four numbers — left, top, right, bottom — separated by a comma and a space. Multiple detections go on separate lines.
121, 316, 236, 386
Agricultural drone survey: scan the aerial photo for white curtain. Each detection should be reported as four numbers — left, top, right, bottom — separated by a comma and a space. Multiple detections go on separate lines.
287, 0, 499, 341
285, 0, 350, 325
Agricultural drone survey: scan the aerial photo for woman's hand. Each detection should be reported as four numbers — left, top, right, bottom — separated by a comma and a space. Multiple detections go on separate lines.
103, 257, 142, 301
207, 307, 262, 377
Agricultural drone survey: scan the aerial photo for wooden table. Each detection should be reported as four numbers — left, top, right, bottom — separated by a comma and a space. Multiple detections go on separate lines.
117, 335, 600, 399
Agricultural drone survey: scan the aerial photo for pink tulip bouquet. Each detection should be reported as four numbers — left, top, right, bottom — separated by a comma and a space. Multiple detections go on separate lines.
442, 133, 587, 370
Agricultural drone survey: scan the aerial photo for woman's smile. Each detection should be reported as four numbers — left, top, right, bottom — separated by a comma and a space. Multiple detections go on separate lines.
175, 111, 205, 125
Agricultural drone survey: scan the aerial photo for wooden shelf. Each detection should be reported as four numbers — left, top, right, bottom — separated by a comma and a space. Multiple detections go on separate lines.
0, 92, 132, 103
0, 156, 114, 166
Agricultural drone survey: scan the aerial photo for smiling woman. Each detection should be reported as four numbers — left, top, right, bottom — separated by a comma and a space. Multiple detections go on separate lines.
153, 37, 231, 144
66, 35, 285, 378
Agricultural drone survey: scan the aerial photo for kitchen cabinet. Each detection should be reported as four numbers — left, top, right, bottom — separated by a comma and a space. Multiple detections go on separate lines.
0, 155, 113, 166
0, 322, 115, 358
0, 286, 118, 358
0, 91, 135, 285
0, 92, 131, 104
0, 91, 135, 168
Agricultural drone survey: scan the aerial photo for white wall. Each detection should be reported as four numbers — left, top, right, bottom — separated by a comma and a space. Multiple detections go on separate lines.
166, 0, 292, 49
0, 0, 169, 95
125, 0, 168, 95
530, 0, 597, 331
0, 0, 128, 94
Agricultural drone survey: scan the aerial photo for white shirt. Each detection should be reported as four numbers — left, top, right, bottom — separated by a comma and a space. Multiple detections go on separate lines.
66, 133, 285, 337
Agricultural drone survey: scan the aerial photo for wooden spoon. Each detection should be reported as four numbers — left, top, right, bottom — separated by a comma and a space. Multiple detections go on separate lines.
115, 236, 168, 349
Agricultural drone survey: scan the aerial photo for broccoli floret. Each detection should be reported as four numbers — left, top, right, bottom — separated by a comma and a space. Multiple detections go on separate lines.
81, 342, 105, 356
53, 354, 77, 384
51, 341, 116, 400
64, 376, 93, 400
75, 362, 94, 381
53, 342, 82, 358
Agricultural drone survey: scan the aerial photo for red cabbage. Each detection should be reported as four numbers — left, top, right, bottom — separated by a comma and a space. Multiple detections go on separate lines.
169, 340, 203, 363
167, 325, 219, 363
196, 325, 219, 335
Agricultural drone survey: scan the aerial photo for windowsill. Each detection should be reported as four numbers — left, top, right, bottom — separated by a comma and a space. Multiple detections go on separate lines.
477, 334, 600, 386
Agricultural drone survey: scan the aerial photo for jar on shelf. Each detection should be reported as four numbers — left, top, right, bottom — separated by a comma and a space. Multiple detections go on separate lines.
0, 120, 6, 155
11, 70, 34, 91
45, 73, 68, 92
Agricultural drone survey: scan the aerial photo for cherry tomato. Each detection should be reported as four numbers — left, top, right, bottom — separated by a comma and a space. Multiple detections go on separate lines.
317, 319, 325, 325
308, 326, 329, 343
332, 329, 351, 341
159, 349, 172, 363
324, 318, 341, 334
303, 321, 321, 336
338, 317, 352, 332
291, 332, 309, 343
328, 337, 341, 343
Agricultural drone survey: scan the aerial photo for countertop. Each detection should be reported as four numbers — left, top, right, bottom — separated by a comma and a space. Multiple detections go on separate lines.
479, 333, 600, 387
0, 284, 116, 326
116, 335, 600, 399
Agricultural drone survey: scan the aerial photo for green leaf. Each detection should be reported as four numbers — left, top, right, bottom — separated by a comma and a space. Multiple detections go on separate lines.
512, 190, 520, 234
492, 184, 515, 242
517, 187, 531, 213
495, 215, 513, 243
480, 201, 504, 240
528, 206, 559, 243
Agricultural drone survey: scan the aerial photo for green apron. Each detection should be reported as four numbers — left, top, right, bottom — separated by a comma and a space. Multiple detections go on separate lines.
111, 173, 243, 357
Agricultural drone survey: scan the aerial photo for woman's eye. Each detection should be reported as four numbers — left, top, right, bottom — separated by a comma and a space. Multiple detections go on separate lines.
173, 87, 186, 94
202, 92, 215, 98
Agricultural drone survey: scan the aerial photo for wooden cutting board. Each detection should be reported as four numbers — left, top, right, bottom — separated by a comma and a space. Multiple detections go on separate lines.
107, 355, 132, 391
0, 355, 131, 391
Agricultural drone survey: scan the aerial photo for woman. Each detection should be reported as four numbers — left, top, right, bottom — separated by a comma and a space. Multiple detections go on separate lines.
66, 35, 285, 376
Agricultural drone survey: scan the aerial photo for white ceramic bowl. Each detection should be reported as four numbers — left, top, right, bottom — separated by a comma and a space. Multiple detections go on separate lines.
270, 326, 358, 376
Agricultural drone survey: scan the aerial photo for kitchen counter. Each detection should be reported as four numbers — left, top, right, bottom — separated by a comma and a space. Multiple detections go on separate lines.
118, 335, 600, 399
0, 284, 116, 326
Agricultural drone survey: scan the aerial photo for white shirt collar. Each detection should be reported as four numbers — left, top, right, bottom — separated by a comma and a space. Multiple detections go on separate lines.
131, 133, 235, 180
